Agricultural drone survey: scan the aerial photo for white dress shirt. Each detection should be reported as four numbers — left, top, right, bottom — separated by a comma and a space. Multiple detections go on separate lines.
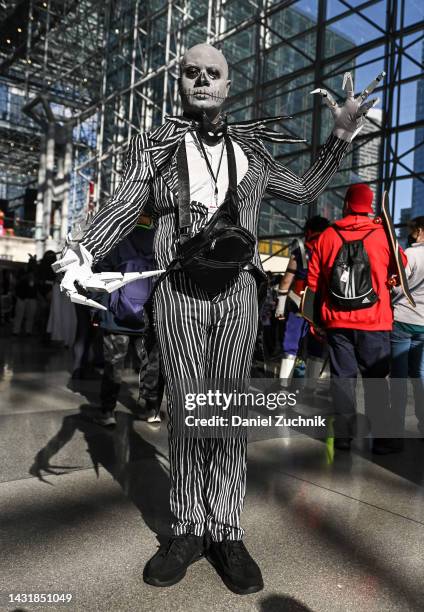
185, 131, 249, 218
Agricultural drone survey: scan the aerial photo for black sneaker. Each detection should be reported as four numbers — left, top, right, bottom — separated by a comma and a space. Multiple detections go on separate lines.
372, 438, 403, 455
143, 535, 203, 587
334, 437, 352, 451
92, 410, 116, 427
206, 540, 264, 595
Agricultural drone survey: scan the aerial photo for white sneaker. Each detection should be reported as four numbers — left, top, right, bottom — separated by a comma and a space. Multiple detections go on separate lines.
136, 400, 162, 424
279, 354, 296, 387
147, 410, 162, 424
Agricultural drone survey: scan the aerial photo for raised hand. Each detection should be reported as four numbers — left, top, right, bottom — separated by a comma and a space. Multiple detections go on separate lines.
311, 71, 385, 141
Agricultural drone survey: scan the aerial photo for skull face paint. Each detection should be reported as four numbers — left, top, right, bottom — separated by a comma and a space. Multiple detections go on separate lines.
179, 43, 230, 122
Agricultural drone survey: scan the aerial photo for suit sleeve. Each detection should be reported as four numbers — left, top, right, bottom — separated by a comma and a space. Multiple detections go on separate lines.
266, 134, 350, 204
81, 135, 153, 263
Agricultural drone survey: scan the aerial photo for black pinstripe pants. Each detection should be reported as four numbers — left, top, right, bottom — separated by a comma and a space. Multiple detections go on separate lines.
153, 269, 258, 541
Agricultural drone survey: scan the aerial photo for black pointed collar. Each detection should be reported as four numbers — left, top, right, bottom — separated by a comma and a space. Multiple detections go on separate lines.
145, 114, 305, 162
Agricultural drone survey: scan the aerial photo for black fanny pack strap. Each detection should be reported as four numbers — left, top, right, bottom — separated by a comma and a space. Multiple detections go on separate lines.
173, 132, 257, 295
176, 139, 191, 243
224, 134, 240, 222
177, 132, 241, 243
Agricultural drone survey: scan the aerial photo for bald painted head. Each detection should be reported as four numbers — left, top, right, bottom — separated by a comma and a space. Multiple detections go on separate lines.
179, 43, 230, 122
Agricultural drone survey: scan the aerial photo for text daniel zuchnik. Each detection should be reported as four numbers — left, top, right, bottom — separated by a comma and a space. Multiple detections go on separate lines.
185, 415, 327, 427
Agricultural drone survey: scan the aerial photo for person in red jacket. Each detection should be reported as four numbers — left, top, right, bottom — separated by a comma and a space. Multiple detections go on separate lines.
307, 183, 405, 454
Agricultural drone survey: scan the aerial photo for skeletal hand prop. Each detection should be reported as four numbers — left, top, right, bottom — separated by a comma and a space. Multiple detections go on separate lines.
311, 71, 385, 142
52, 244, 164, 310
83, 270, 165, 298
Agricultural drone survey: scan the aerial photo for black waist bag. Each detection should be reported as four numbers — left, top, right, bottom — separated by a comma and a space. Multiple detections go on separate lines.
173, 134, 256, 293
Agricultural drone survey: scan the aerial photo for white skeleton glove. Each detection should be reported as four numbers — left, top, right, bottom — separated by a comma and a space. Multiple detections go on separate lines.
52, 243, 166, 311
52, 243, 106, 310
311, 71, 385, 142
275, 291, 288, 319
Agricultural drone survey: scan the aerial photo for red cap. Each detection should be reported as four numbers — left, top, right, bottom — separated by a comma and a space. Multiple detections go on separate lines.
345, 183, 374, 214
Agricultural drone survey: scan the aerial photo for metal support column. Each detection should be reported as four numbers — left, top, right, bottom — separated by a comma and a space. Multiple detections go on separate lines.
43, 122, 55, 249
128, 1, 139, 144
52, 151, 63, 243
206, 0, 214, 43
309, 0, 327, 217
253, 0, 266, 120
377, 0, 397, 214
96, 0, 112, 211
162, 0, 173, 121
35, 133, 46, 259
60, 125, 73, 242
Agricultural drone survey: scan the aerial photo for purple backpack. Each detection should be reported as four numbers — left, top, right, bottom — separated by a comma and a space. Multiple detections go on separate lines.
109, 236, 154, 328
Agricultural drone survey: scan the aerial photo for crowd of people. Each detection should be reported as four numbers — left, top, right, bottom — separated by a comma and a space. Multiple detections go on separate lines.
2, 183, 423, 455
0, 217, 165, 430
272, 184, 424, 454
0, 250, 56, 338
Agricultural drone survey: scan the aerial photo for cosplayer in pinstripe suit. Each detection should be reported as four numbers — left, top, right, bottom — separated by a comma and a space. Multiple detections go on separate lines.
53, 44, 384, 594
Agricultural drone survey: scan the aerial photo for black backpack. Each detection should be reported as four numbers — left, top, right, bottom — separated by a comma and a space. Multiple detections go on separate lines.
329, 226, 379, 310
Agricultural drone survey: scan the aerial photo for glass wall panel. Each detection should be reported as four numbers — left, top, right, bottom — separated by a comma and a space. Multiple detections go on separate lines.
5, 0, 422, 246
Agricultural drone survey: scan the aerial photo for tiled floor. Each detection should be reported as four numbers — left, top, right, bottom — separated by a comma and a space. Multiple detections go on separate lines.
1, 334, 424, 612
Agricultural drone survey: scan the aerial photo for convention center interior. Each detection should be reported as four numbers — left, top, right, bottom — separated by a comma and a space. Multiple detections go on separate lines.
0, 1, 424, 611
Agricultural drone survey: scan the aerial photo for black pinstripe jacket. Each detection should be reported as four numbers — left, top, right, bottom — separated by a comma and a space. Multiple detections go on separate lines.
81, 116, 350, 279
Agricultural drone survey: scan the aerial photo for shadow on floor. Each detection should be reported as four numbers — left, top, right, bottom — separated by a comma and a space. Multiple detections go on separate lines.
253, 388, 424, 487
29, 407, 173, 538
352, 438, 424, 487
259, 595, 314, 611
247, 459, 424, 612
66, 374, 144, 416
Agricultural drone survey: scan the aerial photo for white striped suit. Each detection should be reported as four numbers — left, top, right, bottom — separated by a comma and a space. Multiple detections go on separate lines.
153, 270, 257, 540
81, 116, 350, 540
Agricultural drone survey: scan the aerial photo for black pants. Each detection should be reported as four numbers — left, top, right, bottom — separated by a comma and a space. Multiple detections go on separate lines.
72, 304, 95, 373
327, 329, 391, 437
100, 332, 162, 410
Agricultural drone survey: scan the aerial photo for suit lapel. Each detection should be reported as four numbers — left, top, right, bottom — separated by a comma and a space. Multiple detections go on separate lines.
144, 115, 268, 201
166, 151, 179, 194
232, 138, 263, 201
145, 118, 191, 196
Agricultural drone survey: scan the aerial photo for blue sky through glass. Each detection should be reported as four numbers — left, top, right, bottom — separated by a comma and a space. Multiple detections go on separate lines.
293, 0, 423, 221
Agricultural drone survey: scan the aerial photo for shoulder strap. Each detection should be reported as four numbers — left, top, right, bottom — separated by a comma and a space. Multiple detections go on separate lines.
224, 134, 239, 223
177, 133, 241, 242
332, 225, 345, 243
291, 238, 307, 269
224, 136, 238, 196
176, 139, 192, 244
362, 228, 377, 240
332, 225, 376, 243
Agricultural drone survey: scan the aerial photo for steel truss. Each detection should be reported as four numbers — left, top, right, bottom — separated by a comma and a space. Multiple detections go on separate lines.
0, 0, 422, 259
